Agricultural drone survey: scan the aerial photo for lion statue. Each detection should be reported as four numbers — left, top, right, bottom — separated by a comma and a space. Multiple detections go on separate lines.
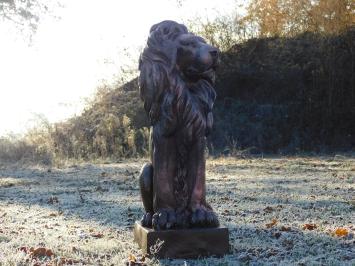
138, 20, 219, 230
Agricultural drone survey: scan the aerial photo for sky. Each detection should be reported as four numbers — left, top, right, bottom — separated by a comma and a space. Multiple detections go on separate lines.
0, 0, 241, 136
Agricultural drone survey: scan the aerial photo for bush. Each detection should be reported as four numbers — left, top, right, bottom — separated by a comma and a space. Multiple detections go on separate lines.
213, 27, 355, 153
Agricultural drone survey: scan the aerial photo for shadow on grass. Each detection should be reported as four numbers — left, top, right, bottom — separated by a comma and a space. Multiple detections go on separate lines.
0, 163, 143, 229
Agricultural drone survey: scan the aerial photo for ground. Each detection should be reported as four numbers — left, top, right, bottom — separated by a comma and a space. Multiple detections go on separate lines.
0, 156, 354, 265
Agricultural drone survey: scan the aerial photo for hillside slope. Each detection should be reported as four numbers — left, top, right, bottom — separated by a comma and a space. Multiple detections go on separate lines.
30, 28, 355, 161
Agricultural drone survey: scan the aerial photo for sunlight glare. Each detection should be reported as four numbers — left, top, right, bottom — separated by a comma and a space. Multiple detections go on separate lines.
0, 0, 237, 136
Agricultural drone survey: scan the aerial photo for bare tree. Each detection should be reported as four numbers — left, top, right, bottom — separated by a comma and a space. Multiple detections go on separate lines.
0, 0, 61, 37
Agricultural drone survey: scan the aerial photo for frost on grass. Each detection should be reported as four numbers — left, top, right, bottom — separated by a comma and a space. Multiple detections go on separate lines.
0, 156, 354, 265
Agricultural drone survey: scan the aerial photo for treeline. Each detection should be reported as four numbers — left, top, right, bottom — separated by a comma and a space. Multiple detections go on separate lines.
0, 0, 354, 164
213, 29, 355, 154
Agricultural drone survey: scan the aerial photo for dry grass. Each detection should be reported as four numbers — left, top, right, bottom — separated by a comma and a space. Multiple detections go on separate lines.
0, 156, 354, 265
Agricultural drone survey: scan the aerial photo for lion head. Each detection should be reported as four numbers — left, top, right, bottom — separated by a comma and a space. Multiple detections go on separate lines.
175, 30, 219, 84
139, 20, 218, 138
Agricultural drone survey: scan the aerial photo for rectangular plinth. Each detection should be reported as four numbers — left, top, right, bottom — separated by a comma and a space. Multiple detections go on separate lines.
133, 221, 229, 259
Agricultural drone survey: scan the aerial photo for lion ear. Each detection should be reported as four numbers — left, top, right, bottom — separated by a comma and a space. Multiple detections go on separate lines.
160, 39, 177, 71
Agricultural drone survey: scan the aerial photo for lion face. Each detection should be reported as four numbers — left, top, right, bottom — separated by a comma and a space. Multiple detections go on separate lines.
139, 20, 218, 130
175, 33, 219, 84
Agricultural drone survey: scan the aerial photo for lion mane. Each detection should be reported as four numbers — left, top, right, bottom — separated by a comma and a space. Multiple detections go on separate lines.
138, 20, 216, 211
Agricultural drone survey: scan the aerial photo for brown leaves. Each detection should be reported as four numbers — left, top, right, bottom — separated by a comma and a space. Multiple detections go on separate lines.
53, 257, 80, 265
20, 246, 54, 257
20, 247, 82, 265
91, 232, 104, 238
48, 211, 63, 218
220, 196, 230, 201
126, 254, 146, 266
128, 254, 136, 262
303, 223, 317, 230
334, 228, 348, 237
264, 206, 274, 213
89, 228, 104, 238
266, 219, 278, 228
280, 226, 291, 232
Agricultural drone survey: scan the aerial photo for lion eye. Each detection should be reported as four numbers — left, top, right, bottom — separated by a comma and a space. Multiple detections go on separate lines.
183, 41, 196, 47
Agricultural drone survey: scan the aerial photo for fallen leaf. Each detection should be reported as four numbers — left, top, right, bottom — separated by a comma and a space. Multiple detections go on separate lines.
19, 246, 29, 253
266, 219, 278, 228
126, 254, 147, 266
335, 228, 348, 237
20, 247, 54, 257
280, 226, 291, 231
129, 253, 136, 262
264, 206, 274, 213
91, 233, 104, 238
223, 209, 230, 215
31, 247, 54, 257
101, 172, 107, 177
51, 257, 80, 265
303, 223, 317, 230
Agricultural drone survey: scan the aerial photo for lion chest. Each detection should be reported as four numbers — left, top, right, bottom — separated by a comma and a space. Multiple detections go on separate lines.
176, 86, 214, 140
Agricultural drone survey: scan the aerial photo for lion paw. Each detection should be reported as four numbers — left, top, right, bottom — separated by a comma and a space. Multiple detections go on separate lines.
151, 209, 177, 230
190, 208, 219, 228
141, 212, 153, 227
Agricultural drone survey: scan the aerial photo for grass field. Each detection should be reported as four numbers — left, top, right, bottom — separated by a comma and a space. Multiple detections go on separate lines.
0, 156, 354, 265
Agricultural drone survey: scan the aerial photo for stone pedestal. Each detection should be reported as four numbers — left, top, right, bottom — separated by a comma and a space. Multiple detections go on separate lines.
133, 221, 229, 259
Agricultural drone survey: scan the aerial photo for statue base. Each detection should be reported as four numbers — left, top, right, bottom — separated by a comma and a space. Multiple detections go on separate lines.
133, 221, 229, 259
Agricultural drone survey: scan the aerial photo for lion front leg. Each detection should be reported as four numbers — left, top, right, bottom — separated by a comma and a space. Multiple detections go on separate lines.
138, 163, 154, 227
149, 129, 182, 230
188, 137, 219, 228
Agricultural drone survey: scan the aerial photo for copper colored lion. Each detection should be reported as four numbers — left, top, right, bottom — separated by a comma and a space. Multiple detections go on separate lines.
138, 20, 219, 230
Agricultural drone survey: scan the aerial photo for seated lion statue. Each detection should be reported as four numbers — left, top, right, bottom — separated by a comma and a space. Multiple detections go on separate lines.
138, 20, 219, 230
